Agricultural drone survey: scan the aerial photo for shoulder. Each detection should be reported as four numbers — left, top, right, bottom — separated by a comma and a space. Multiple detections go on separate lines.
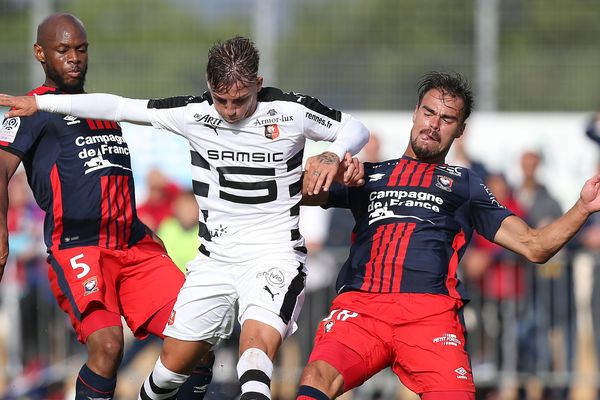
258, 87, 342, 121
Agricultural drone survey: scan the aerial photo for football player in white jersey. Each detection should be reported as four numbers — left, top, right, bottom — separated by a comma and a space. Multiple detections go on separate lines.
0, 36, 369, 399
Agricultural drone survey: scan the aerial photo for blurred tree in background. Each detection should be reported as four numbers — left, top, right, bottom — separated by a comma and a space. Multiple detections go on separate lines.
1, 0, 600, 110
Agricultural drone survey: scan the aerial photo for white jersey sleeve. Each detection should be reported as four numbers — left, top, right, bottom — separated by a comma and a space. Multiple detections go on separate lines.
291, 92, 369, 159
35, 93, 153, 125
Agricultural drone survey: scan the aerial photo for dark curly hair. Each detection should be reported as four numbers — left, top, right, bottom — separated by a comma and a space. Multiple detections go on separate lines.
417, 72, 474, 121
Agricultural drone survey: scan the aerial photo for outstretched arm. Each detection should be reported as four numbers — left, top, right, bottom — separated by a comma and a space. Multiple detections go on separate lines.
494, 173, 600, 263
1, 93, 152, 125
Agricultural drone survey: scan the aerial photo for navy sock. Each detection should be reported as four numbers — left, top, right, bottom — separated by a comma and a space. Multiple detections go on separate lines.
75, 364, 116, 400
177, 352, 215, 400
297, 385, 330, 400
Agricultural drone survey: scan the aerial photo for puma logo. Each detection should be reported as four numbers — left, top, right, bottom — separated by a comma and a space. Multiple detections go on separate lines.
263, 285, 279, 301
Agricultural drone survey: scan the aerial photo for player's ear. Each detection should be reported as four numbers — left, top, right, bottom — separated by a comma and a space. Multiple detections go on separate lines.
256, 76, 263, 92
33, 43, 45, 63
456, 123, 466, 138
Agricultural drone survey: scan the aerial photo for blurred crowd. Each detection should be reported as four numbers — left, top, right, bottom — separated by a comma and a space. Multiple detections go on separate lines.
2, 117, 600, 400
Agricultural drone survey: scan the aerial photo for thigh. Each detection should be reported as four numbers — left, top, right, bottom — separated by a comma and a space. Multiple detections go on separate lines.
237, 257, 307, 340
391, 297, 475, 395
307, 294, 392, 392
163, 254, 237, 345
117, 235, 186, 337
47, 245, 120, 342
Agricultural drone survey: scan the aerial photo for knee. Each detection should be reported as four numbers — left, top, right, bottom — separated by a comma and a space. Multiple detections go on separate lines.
87, 332, 124, 375
299, 361, 344, 397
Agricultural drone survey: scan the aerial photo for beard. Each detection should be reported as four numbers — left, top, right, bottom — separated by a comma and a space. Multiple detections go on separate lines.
45, 63, 87, 93
410, 129, 443, 161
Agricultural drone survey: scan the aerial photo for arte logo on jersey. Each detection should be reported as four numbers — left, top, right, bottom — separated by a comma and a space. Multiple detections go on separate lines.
83, 276, 99, 296
435, 175, 454, 192
265, 124, 280, 139
0, 117, 20, 143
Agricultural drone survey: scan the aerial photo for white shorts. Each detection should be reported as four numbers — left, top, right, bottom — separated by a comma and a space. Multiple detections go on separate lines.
163, 251, 307, 345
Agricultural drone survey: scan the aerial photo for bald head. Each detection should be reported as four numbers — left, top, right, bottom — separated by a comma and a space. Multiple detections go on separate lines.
36, 13, 86, 48
34, 13, 88, 93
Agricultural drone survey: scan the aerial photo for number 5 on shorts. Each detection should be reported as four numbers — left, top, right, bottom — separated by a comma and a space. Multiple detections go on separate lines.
70, 253, 91, 279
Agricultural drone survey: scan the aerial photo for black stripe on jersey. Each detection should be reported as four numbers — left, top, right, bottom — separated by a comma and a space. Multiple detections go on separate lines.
290, 200, 300, 216
258, 87, 342, 121
147, 93, 209, 109
291, 228, 300, 241
201, 209, 209, 220
198, 222, 212, 242
287, 150, 304, 172
199, 243, 210, 257
278, 263, 306, 324
289, 178, 301, 197
193, 180, 209, 197
294, 246, 308, 254
191, 150, 210, 170
239, 370, 271, 386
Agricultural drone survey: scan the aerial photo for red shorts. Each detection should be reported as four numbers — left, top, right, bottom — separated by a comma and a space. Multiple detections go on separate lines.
308, 291, 475, 395
47, 235, 185, 343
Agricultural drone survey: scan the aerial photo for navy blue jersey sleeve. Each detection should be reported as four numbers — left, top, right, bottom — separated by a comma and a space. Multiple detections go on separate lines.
0, 114, 48, 158
467, 170, 513, 242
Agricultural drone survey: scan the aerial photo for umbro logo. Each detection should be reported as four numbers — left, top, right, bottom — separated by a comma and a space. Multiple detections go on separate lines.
369, 173, 386, 182
64, 115, 81, 125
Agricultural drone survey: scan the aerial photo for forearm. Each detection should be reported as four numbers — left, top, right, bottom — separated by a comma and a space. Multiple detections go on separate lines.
36, 93, 152, 125
528, 200, 589, 262
326, 117, 370, 160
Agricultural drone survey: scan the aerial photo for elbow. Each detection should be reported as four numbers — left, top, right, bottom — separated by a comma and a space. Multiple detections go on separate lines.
526, 250, 553, 265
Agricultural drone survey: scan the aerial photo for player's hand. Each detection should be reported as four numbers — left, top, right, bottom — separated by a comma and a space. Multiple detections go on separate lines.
0, 94, 38, 118
579, 173, 600, 214
335, 152, 365, 187
304, 151, 340, 195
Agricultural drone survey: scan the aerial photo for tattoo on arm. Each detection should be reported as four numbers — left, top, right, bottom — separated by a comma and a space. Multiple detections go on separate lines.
317, 152, 338, 164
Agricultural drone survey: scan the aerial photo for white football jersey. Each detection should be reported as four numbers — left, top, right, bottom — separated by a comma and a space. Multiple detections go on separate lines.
146, 87, 354, 263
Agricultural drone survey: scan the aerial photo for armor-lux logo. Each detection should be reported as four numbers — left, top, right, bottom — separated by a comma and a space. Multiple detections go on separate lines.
86, 119, 119, 131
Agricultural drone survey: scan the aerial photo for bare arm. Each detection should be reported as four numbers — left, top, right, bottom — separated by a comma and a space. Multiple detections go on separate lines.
494, 174, 600, 263
0, 150, 23, 281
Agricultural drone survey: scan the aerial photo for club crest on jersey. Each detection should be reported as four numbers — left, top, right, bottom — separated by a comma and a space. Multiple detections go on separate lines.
168, 310, 176, 326
83, 276, 99, 296
265, 124, 280, 139
0, 117, 20, 143
436, 175, 454, 192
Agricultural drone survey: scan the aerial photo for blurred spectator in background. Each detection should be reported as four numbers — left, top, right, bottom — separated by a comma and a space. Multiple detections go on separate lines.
157, 189, 199, 273
461, 172, 527, 399
137, 168, 181, 231
514, 150, 572, 400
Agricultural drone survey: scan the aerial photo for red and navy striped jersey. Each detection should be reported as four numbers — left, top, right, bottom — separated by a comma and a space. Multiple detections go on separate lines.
0, 86, 148, 250
325, 156, 513, 300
